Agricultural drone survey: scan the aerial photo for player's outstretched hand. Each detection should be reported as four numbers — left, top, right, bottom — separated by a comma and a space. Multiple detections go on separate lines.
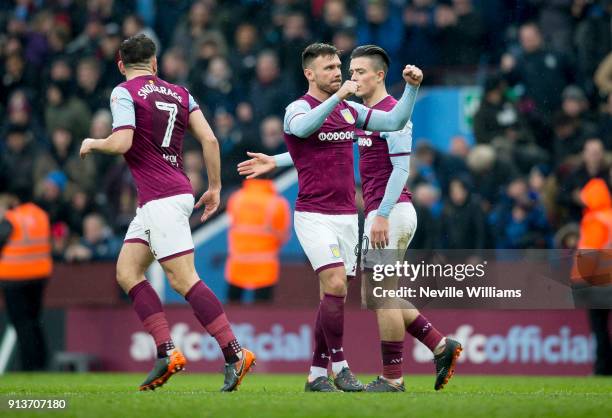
195, 188, 220, 223
336, 80, 359, 100
370, 215, 390, 249
237, 152, 276, 179
403, 65, 423, 87
79, 138, 95, 159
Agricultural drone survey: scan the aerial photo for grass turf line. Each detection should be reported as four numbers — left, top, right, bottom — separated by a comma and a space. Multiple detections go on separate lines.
0, 373, 610, 418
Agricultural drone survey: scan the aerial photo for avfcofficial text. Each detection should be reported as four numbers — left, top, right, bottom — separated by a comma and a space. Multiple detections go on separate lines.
318, 131, 354, 141
138, 84, 183, 102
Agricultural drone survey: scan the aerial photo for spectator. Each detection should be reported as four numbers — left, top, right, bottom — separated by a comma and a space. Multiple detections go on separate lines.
599, 93, 612, 149
501, 22, 574, 122
439, 176, 487, 249
473, 74, 521, 144
489, 177, 551, 249
64, 213, 121, 262
214, 110, 247, 189
0, 54, 31, 110
160, 47, 189, 85
65, 187, 103, 237
317, 0, 356, 42
248, 50, 289, 124
34, 170, 70, 228
34, 127, 97, 195
278, 12, 311, 93
449, 136, 471, 160
553, 222, 580, 249
172, 1, 220, 55
44, 81, 91, 142
532, 0, 578, 55
434, 0, 485, 67
357, 0, 404, 84
76, 57, 107, 111
558, 85, 599, 137
594, 52, 612, 96
228, 23, 260, 93
65, 18, 105, 58
102, 157, 137, 234
98, 23, 124, 90
260, 116, 287, 156
413, 141, 469, 196
557, 138, 611, 223
466, 144, 518, 210
333, 29, 357, 80
575, 0, 612, 95
0, 124, 37, 195
122, 14, 160, 51
192, 56, 238, 115
402, 0, 439, 74
1, 90, 45, 146
551, 112, 587, 170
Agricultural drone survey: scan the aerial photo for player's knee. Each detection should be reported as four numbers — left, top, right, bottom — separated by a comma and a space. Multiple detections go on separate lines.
165, 270, 195, 295
116, 265, 136, 288
324, 275, 347, 296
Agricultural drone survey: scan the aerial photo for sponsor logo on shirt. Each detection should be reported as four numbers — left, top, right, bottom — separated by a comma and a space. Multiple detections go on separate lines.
357, 136, 372, 147
318, 131, 355, 141
163, 153, 178, 167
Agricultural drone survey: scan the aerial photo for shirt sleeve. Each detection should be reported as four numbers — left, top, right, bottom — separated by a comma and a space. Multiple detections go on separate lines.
347, 84, 418, 132
376, 121, 413, 218
273, 152, 294, 167
110, 86, 135, 132
188, 93, 200, 113
283, 96, 340, 138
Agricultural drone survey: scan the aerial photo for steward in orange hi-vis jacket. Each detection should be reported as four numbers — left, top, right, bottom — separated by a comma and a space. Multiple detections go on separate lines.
0, 187, 52, 371
225, 179, 290, 303
572, 178, 612, 376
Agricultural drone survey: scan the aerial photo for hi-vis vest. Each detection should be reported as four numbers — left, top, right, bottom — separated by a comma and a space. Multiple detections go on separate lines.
225, 180, 290, 289
572, 178, 612, 286
0, 203, 52, 280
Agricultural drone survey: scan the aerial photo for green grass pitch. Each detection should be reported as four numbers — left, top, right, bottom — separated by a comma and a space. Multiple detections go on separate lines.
0, 373, 610, 418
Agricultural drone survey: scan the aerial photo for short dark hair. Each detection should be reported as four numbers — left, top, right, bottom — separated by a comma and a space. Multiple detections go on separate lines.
301, 43, 339, 69
350, 45, 390, 74
119, 34, 156, 66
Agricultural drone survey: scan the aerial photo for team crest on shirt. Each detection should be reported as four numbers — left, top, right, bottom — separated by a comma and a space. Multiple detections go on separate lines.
330, 244, 341, 258
340, 109, 355, 124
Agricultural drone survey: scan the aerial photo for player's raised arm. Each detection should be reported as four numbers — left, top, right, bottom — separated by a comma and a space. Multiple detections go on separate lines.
237, 152, 294, 179
284, 81, 358, 138
80, 86, 135, 158
188, 108, 221, 222
348, 65, 422, 133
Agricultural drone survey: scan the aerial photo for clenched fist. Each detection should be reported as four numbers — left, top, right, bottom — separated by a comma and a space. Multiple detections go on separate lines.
336, 80, 359, 100
402, 65, 423, 87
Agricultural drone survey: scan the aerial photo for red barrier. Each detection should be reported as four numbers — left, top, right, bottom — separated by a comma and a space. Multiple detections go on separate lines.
66, 307, 596, 375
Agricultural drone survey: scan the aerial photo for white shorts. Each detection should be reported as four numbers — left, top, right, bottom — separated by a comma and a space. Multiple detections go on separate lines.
124, 193, 195, 262
363, 202, 417, 267
294, 211, 358, 277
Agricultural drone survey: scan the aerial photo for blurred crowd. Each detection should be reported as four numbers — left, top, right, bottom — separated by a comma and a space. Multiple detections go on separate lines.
0, 0, 611, 260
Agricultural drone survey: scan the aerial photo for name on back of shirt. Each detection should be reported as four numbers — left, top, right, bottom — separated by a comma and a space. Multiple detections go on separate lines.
138, 83, 183, 102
